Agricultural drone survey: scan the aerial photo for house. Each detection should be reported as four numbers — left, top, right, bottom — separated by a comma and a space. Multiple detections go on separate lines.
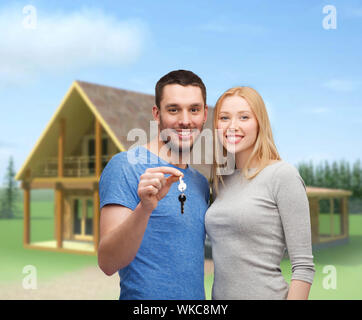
15, 80, 213, 255
306, 186, 352, 249
16, 80, 351, 255
15, 80, 159, 254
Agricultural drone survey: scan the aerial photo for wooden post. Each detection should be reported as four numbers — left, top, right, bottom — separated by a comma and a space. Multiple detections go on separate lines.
58, 118, 65, 177
55, 183, 63, 248
341, 197, 349, 237
330, 198, 334, 237
93, 183, 100, 252
95, 118, 102, 178
23, 181, 30, 245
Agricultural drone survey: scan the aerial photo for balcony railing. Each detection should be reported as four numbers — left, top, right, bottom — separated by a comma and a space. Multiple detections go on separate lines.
35, 155, 113, 177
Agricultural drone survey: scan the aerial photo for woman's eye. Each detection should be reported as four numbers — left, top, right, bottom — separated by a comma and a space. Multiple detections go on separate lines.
219, 116, 229, 120
241, 116, 249, 120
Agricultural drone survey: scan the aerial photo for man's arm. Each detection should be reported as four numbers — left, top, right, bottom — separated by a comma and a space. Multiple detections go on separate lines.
97, 166, 183, 276
97, 202, 152, 276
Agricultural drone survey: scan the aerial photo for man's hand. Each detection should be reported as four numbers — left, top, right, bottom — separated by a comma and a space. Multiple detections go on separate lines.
137, 166, 183, 212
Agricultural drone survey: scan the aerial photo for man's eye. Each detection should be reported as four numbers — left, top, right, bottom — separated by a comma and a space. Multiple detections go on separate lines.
169, 109, 178, 113
191, 108, 200, 113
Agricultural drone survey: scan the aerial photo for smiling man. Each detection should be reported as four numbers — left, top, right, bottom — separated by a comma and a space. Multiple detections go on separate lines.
98, 70, 210, 300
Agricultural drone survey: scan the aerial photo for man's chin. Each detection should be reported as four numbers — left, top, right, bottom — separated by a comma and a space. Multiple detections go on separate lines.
168, 140, 194, 154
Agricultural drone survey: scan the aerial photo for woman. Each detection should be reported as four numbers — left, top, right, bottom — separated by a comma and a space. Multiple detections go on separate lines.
205, 86, 315, 300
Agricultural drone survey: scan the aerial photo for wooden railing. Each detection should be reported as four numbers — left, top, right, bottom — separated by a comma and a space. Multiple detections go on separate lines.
35, 155, 112, 177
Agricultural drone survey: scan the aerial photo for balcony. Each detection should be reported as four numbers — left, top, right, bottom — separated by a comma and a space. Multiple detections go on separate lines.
35, 155, 112, 177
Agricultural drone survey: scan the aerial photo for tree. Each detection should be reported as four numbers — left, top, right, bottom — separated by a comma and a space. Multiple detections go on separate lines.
331, 160, 339, 188
315, 163, 324, 187
339, 160, 351, 190
351, 159, 362, 198
324, 161, 333, 188
0, 156, 18, 219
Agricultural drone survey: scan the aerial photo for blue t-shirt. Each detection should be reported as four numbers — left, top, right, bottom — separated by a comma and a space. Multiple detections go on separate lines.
99, 146, 210, 300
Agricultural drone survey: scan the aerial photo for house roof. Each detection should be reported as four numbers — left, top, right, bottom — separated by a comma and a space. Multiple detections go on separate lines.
16, 80, 214, 181
76, 80, 157, 150
306, 186, 352, 197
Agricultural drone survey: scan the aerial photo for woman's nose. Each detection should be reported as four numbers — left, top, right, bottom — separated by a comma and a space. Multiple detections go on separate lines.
228, 117, 237, 129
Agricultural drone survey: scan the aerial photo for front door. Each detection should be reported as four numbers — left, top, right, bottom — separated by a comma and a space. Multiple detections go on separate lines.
72, 197, 94, 241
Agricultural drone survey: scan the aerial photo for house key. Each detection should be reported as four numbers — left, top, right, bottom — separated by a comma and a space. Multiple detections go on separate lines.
178, 176, 187, 214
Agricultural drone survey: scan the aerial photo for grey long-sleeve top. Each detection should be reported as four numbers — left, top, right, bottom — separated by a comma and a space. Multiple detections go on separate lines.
205, 161, 315, 300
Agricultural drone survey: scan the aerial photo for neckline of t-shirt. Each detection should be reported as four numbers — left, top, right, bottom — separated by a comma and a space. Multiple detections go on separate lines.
136, 145, 190, 173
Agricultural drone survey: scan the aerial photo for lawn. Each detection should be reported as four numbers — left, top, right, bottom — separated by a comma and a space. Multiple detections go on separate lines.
0, 200, 97, 285
1, 195, 361, 299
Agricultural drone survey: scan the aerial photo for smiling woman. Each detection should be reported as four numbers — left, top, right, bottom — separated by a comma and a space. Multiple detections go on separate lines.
206, 86, 315, 300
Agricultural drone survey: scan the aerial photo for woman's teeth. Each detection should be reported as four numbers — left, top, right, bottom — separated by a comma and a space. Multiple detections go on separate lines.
226, 135, 243, 143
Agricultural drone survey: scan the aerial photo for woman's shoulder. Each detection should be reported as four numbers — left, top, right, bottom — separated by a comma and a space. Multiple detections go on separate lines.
266, 160, 300, 179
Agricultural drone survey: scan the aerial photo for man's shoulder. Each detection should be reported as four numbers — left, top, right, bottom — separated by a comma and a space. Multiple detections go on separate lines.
188, 166, 209, 187
107, 146, 151, 168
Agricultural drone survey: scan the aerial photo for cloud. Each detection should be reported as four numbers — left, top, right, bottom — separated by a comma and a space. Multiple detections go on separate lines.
0, 5, 148, 85
322, 79, 361, 92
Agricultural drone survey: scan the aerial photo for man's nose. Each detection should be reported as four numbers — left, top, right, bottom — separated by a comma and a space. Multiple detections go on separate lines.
179, 110, 191, 127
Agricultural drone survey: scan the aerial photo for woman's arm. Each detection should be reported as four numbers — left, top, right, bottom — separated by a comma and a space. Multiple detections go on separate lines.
287, 279, 312, 300
272, 163, 316, 299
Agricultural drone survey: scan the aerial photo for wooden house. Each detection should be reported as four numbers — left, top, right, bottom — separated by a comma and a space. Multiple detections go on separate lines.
306, 187, 352, 249
16, 80, 352, 255
15, 80, 160, 255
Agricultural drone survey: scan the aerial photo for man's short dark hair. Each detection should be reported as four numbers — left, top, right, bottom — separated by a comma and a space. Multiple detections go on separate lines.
155, 70, 206, 109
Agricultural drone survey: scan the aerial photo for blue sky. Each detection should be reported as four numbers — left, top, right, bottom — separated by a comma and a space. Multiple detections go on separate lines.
0, 0, 361, 181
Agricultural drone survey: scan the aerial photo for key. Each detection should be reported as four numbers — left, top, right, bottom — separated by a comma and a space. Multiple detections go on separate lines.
178, 177, 187, 214
178, 193, 186, 214
178, 176, 187, 192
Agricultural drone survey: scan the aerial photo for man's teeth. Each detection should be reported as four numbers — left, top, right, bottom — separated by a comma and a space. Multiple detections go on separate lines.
178, 131, 192, 136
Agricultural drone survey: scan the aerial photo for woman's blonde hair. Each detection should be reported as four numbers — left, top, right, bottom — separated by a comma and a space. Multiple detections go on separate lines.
212, 86, 281, 195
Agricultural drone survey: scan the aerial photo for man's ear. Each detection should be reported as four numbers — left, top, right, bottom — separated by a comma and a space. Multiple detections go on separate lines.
152, 105, 160, 124
204, 104, 209, 123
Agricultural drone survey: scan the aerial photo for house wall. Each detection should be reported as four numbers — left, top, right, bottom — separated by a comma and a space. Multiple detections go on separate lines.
63, 188, 94, 240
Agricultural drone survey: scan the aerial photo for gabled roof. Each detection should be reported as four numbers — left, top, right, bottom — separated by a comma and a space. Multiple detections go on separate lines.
76, 80, 156, 150
16, 80, 156, 181
16, 80, 214, 181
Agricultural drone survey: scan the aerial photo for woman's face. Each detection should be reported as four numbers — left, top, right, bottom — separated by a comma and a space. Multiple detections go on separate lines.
216, 95, 259, 156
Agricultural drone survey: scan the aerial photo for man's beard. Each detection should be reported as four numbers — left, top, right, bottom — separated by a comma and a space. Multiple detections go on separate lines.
158, 116, 204, 155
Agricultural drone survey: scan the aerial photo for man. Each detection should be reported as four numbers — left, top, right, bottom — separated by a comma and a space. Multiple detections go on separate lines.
98, 70, 210, 299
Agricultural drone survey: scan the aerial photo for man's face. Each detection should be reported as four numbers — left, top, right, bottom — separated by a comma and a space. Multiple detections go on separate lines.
153, 84, 208, 154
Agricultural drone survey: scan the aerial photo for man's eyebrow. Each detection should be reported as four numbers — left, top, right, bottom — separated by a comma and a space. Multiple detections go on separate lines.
165, 104, 180, 108
190, 103, 203, 107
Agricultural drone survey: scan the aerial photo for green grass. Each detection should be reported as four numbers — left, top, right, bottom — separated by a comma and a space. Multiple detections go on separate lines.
2, 198, 362, 299
204, 214, 362, 300
0, 201, 96, 284
319, 212, 343, 236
